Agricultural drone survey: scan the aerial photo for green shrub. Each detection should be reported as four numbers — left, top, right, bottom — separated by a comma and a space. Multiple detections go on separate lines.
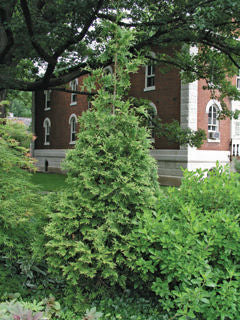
92, 291, 166, 320
45, 23, 160, 294
0, 120, 48, 295
234, 158, 240, 173
45, 108, 160, 290
132, 164, 240, 319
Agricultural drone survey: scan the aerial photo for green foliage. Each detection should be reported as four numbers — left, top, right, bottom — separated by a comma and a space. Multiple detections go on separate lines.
2, 0, 240, 107
0, 120, 48, 295
7, 90, 32, 118
234, 158, 240, 173
45, 23, 160, 293
130, 98, 206, 148
92, 291, 166, 320
131, 164, 240, 319
154, 119, 206, 148
45, 107, 160, 289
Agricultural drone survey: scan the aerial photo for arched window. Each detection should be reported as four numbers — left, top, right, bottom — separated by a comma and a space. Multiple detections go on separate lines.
69, 114, 77, 144
144, 52, 156, 91
206, 100, 220, 140
70, 79, 78, 105
43, 118, 51, 145
208, 105, 218, 132
148, 102, 158, 141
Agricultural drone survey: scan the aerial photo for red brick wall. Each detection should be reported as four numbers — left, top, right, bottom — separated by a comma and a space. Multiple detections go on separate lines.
197, 79, 231, 151
35, 64, 182, 150
35, 77, 88, 149
129, 64, 181, 149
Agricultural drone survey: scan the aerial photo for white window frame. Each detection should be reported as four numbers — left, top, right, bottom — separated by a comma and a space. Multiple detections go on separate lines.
44, 90, 51, 110
69, 114, 77, 144
232, 105, 240, 139
43, 118, 51, 146
148, 102, 158, 142
70, 79, 78, 106
206, 100, 221, 142
236, 69, 240, 90
144, 52, 156, 92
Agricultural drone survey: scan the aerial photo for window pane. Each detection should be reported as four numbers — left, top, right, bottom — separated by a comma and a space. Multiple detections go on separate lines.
147, 65, 152, 76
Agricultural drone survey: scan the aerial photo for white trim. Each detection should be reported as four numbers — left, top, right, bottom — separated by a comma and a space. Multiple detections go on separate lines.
68, 113, 77, 124
205, 99, 221, 113
44, 90, 51, 111
207, 139, 220, 143
206, 100, 221, 141
69, 114, 77, 144
144, 86, 155, 92
180, 80, 198, 131
43, 117, 51, 146
148, 102, 157, 143
187, 149, 230, 171
144, 52, 156, 92
150, 148, 230, 179
70, 79, 78, 105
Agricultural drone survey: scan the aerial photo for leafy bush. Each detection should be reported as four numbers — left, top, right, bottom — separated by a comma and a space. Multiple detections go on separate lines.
0, 120, 48, 295
131, 164, 240, 319
92, 291, 166, 320
234, 158, 240, 173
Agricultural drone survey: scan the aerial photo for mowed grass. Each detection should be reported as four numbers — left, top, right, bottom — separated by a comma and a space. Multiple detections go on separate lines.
31, 172, 67, 192
31, 172, 172, 193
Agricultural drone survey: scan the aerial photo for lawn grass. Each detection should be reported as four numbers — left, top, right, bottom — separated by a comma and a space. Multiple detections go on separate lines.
31, 172, 67, 192
31, 172, 172, 193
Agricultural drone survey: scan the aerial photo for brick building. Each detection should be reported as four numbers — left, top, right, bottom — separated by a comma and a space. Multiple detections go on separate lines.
32, 56, 240, 186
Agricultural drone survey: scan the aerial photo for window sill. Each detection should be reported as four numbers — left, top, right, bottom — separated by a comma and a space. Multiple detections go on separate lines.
144, 86, 155, 92
44, 142, 50, 146
70, 101, 77, 106
207, 139, 220, 143
69, 141, 76, 145
44, 108, 51, 111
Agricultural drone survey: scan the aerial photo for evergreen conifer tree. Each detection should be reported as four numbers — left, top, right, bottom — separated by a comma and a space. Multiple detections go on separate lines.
45, 22, 160, 290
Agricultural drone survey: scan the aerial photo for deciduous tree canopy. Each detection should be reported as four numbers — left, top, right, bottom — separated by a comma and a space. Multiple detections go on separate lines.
1, 0, 240, 99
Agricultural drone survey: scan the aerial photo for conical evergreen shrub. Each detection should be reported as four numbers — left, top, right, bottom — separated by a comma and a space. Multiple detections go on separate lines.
45, 22, 160, 291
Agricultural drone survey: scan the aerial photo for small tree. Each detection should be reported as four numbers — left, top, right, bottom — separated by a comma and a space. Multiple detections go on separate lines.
45, 22, 160, 291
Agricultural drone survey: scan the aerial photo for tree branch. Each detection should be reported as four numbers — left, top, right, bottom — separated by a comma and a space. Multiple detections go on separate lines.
51, 88, 95, 96
20, 0, 56, 65
54, 0, 105, 58
0, 1, 17, 64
